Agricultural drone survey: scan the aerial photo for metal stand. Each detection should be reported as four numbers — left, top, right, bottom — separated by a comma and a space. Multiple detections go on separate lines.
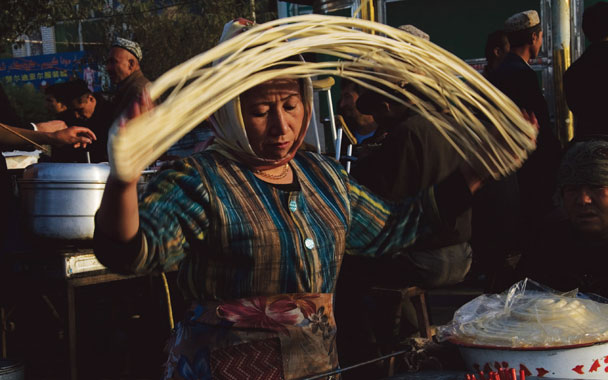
312, 77, 338, 156
65, 272, 143, 380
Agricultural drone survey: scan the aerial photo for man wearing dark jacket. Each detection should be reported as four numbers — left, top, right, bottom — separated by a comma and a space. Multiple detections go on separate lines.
335, 80, 473, 378
489, 10, 562, 246
563, 1, 608, 138
53, 80, 114, 163
349, 86, 473, 289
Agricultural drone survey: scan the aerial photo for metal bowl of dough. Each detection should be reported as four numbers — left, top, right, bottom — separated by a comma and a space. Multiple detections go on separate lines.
454, 339, 608, 379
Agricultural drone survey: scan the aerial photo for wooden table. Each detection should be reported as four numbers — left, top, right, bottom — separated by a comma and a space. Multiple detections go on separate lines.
1, 248, 175, 380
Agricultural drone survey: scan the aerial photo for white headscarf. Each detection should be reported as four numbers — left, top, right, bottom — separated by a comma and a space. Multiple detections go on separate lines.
208, 18, 313, 170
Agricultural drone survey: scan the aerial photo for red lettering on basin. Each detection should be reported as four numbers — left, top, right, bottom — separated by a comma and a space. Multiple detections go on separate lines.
484, 363, 492, 373
536, 368, 549, 377
573, 365, 585, 375
590, 359, 601, 372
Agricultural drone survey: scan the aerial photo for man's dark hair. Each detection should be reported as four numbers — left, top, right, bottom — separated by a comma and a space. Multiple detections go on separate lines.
356, 81, 435, 116
44, 82, 69, 103
485, 30, 509, 63
582, 1, 608, 43
63, 79, 92, 104
340, 78, 366, 95
507, 24, 542, 48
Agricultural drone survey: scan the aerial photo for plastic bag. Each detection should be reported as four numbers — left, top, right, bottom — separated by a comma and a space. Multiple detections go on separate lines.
437, 278, 608, 348
2, 150, 41, 169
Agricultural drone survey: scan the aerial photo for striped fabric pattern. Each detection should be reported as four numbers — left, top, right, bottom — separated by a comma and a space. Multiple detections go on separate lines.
136, 150, 436, 302
210, 338, 283, 380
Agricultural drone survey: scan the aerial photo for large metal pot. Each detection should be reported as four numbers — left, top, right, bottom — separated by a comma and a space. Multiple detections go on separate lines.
0, 360, 24, 380
17, 163, 110, 240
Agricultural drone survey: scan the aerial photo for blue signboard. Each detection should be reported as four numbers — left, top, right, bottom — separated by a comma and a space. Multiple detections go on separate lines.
0, 51, 109, 92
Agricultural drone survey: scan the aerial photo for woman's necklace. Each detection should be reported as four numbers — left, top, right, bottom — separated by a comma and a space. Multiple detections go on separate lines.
254, 164, 290, 180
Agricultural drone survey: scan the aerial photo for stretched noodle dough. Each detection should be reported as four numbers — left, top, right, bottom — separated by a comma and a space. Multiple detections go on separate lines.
107, 15, 536, 183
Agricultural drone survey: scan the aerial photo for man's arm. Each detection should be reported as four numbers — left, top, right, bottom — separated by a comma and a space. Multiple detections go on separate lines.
0, 123, 96, 148
34, 120, 70, 133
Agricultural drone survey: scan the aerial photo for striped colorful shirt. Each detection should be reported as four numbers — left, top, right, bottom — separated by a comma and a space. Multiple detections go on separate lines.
95, 149, 448, 380
122, 150, 438, 301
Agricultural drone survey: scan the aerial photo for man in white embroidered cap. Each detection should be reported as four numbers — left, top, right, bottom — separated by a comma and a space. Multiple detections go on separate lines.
488, 10, 562, 253
106, 36, 151, 120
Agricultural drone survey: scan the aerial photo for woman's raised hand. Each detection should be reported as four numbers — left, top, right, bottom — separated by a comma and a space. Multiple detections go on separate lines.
119, 87, 154, 128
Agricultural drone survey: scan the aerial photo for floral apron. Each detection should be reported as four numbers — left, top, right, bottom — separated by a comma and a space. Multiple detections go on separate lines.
164, 293, 338, 380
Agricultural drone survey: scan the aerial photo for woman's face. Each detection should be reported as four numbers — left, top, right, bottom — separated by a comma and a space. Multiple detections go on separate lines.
240, 79, 305, 160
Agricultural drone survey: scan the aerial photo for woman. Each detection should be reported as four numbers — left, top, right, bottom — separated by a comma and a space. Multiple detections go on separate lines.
95, 19, 481, 380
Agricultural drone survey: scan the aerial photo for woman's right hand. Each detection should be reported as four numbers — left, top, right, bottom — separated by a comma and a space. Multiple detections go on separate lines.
97, 89, 154, 242
108, 87, 154, 184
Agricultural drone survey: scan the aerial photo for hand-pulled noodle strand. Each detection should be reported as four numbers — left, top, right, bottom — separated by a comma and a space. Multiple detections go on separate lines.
108, 15, 536, 182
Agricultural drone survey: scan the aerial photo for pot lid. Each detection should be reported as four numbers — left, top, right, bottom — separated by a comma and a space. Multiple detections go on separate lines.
21, 162, 111, 182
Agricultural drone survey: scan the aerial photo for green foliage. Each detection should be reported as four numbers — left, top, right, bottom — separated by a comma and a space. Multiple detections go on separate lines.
97, 0, 278, 80
54, 22, 82, 53
0, 44, 12, 59
0, 0, 94, 52
3, 83, 52, 123
1, 0, 278, 118
2, 0, 277, 80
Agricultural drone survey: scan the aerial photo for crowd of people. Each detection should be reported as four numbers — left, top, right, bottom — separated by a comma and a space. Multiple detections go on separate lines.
1, 3, 607, 379
0, 37, 150, 248
1, 36, 150, 161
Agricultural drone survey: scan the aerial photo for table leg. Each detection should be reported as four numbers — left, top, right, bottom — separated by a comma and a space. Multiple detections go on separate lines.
1, 307, 6, 359
67, 283, 77, 380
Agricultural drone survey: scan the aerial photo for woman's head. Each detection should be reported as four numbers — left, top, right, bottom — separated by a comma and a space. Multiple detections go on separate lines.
211, 75, 311, 168
209, 18, 313, 169
240, 78, 306, 160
